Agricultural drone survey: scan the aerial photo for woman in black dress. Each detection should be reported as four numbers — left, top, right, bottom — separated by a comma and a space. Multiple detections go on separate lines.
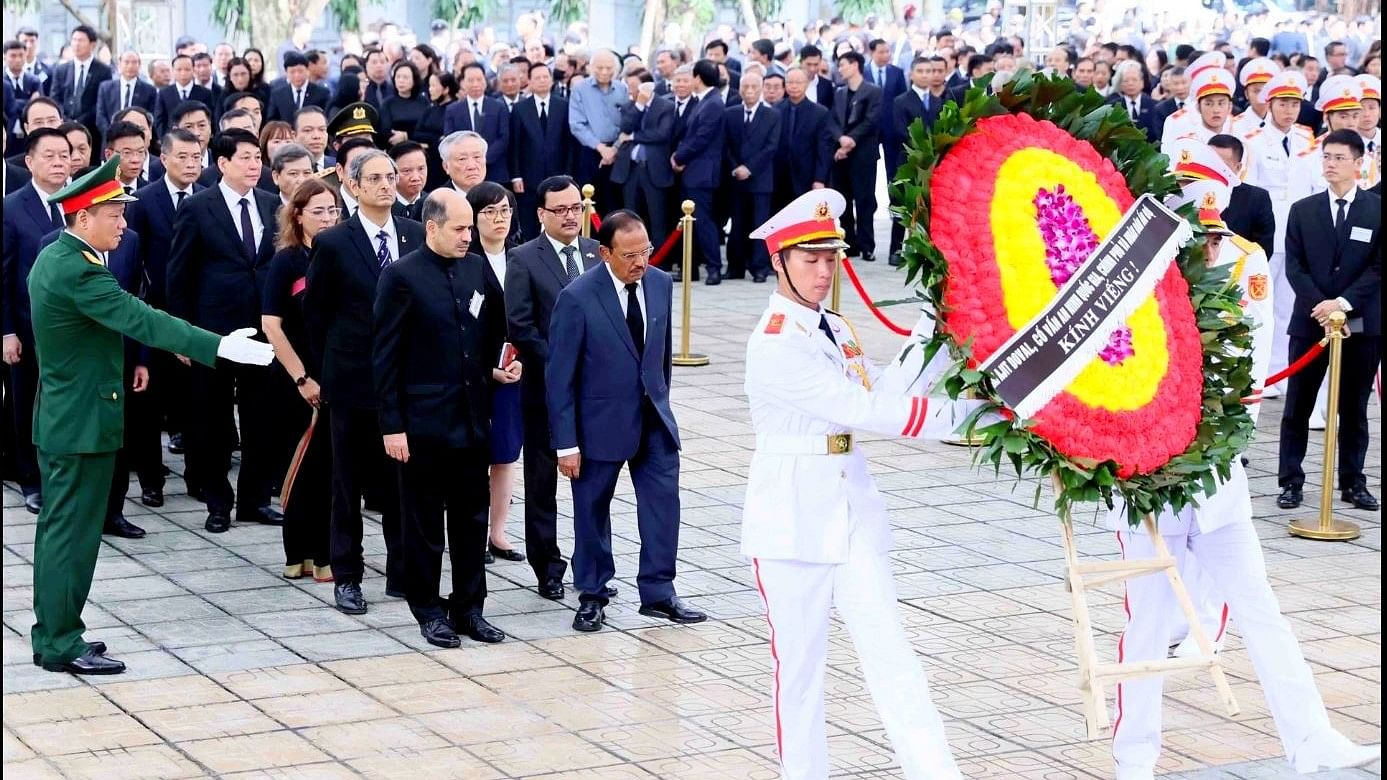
329, 67, 368, 117
242, 48, 271, 104
380, 61, 428, 148
262, 178, 340, 581
416, 71, 458, 190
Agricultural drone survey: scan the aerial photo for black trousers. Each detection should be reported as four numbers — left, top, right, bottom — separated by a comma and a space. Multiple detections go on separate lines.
834, 156, 878, 256
515, 187, 540, 244
400, 443, 490, 624
622, 163, 671, 250
282, 403, 332, 570
683, 186, 721, 273
885, 150, 907, 257
1278, 332, 1380, 490
328, 405, 405, 587
105, 361, 165, 520
521, 397, 568, 585
7, 342, 40, 493
728, 189, 772, 278
185, 360, 275, 515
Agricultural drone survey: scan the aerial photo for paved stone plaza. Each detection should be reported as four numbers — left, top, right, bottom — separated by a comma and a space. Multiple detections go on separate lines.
1, 249, 1380, 779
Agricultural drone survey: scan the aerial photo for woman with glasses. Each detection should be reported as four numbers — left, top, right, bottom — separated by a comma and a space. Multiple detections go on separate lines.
467, 183, 526, 565
262, 178, 340, 582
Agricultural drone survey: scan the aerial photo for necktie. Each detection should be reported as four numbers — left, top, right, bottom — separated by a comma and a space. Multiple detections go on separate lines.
50, 203, 63, 229
922, 92, 930, 113
124, 185, 134, 195
538, 100, 548, 133
677, 100, 685, 117
745, 108, 753, 124
238, 198, 256, 258
1370, 140, 1377, 153
76, 63, 85, 96
471, 101, 481, 130
1130, 98, 1139, 118
123, 82, 132, 109
1282, 135, 1290, 156
1334, 198, 1349, 238
180, 86, 187, 100
376, 229, 391, 268
818, 314, 836, 345
295, 87, 303, 109
562, 245, 580, 281
175, 190, 186, 211
625, 282, 644, 353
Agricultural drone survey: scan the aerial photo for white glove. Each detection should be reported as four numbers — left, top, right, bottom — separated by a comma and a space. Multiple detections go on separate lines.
217, 328, 275, 366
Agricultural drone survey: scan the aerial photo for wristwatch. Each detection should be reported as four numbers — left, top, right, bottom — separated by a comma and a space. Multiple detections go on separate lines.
295, 374, 309, 387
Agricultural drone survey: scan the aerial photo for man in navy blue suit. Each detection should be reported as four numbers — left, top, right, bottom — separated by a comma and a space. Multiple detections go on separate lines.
724, 70, 781, 282
443, 63, 509, 184
546, 210, 706, 632
96, 51, 156, 139
671, 59, 726, 284
866, 39, 908, 185
3, 128, 72, 514
4, 40, 43, 134
888, 56, 948, 263
49, 26, 111, 146
509, 63, 572, 241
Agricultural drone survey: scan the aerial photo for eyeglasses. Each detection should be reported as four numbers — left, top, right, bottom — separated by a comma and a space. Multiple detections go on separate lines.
479, 206, 513, 220
616, 245, 654, 263
542, 204, 585, 217
304, 206, 341, 218
359, 173, 399, 186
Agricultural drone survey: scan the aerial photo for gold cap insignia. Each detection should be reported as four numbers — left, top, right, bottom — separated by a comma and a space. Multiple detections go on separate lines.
1344, 88, 1353, 98
353, 106, 366, 119
1200, 192, 1217, 209
814, 202, 831, 220
1180, 149, 1192, 163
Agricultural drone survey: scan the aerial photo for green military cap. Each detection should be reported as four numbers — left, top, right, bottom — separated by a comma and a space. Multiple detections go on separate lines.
328, 101, 379, 142
48, 154, 139, 216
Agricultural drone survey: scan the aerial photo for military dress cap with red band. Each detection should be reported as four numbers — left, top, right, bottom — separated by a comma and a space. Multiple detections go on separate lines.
48, 154, 139, 215
1186, 51, 1228, 82
1263, 70, 1308, 102
1357, 74, 1381, 103
1191, 68, 1235, 102
750, 189, 850, 254
1238, 57, 1281, 88
1315, 74, 1362, 113
1166, 138, 1239, 188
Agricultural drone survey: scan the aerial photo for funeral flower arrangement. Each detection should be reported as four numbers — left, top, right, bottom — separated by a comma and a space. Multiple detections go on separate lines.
894, 74, 1257, 524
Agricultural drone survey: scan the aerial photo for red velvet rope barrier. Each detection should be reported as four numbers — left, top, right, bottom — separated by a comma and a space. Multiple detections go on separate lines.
589, 210, 602, 231
1241, 340, 1328, 404
839, 257, 913, 336
649, 227, 683, 267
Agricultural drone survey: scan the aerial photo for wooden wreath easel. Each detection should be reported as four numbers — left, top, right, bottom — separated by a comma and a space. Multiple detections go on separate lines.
1052, 473, 1241, 739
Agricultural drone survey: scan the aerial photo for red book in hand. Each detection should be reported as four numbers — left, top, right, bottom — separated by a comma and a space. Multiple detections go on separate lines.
498, 342, 518, 369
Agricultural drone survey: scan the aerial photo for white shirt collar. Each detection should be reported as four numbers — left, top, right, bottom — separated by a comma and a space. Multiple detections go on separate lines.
217, 179, 254, 208
340, 188, 359, 213
546, 232, 579, 259
72, 55, 94, 70
1327, 184, 1359, 207
175, 79, 194, 93
119, 76, 138, 88
164, 175, 194, 196
396, 191, 420, 206
357, 209, 396, 241
912, 85, 929, 99
32, 179, 59, 203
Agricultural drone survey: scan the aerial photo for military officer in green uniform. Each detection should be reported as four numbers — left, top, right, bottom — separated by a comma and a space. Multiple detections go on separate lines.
28, 155, 275, 675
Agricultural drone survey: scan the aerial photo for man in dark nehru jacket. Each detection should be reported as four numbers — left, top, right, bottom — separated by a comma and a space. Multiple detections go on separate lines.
26, 155, 273, 675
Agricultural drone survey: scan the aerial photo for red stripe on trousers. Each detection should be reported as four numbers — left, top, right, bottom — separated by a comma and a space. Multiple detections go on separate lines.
752, 558, 785, 765
909, 397, 929, 437
901, 397, 920, 437
1113, 531, 1130, 742
1214, 603, 1229, 643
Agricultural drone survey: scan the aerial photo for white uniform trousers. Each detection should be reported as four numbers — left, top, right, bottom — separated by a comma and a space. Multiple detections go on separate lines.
1268, 250, 1294, 380
1111, 520, 1331, 778
751, 526, 960, 780
1168, 554, 1229, 648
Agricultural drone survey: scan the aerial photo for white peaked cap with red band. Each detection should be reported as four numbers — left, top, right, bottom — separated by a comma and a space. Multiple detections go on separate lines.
751, 189, 850, 255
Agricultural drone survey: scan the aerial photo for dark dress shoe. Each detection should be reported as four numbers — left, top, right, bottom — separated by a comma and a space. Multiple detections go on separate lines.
334, 583, 368, 614
141, 488, 164, 507
573, 601, 605, 632
862, 252, 877, 262
704, 268, 722, 286
239, 505, 284, 526
639, 596, 708, 624
488, 543, 525, 562
483, 548, 494, 564
752, 273, 768, 283
1342, 485, 1380, 511
167, 433, 185, 454
538, 578, 565, 600
888, 252, 903, 267
204, 511, 231, 533
33, 641, 107, 666
384, 586, 406, 598
42, 650, 125, 675
1277, 486, 1303, 509
420, 618, 462, 648
605, 585, 619, 598
103, 515, 147, 539
23, 491, 42, 514
460, 615, 505, 643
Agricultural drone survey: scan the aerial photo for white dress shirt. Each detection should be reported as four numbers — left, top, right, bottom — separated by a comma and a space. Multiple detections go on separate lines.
1326, 185, 1359, 313
805, 76, 822, 104
485, 249, 507, 292
218, 181, 264, 248
546, 232, 582, 275
117, 77, 139, 109
358, 210, 400, 265
340, 187, 359, 215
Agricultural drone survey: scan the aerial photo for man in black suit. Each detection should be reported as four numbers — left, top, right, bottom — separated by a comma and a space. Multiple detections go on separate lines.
798, 46, 835, 107
304, 148, 422, 615
889, 56, 947, 263
504, 176, 601, 600
866, 39, 908, 182
1106, 61, 1159, 143
96, 51, 157, 138
832, 51, 883, 262
4, 40, 43, 132
946, 53, 993, 105
1209, 134, 1277, 259
49, 26, 110, 145
153, 55, 213, 137
165, 129, 283, 534
443, 63, 510, 185
1151, 67, 1191, 141
611, 73, 675, 249
1277, 130, 1381, 512
104, 121, 150, 194
509, 62, 572, 241
775, 67, 835, 212
362, 48, 394, 107
374, 188, 515, 647
389, 141, 428, 222
267, 51, 330, 124
724, 70, 781, 282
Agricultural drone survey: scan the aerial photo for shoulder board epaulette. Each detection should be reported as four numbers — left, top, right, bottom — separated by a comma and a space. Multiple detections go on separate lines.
1170, 107, 1187, 118
763, 312, 786, 334
1230, 234, 1259, 255
1244, 128, 1263, 139
317, 168, 336, 179
1293, 124, 1314, 135
80, 250, 103, 266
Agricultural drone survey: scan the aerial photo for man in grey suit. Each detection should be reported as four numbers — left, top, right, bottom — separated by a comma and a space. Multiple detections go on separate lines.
504, 176, 601, 601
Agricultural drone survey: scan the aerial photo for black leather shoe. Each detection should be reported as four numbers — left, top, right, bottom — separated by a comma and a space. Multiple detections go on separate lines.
167, 433, 185, 454
239, 505, 283, 526
103, 515, 147, 539
639, 596, 707, 624
752, 273, 768, 283
42, 650, 125, 675
605, 585, 618, 598
460, 614, 505, 643
488, 542, 525, 562
1342, 485, 1380, 511
204, 511, 231, 533
141, 488, 164, 507
384, 586, 406, 599
334, 583, 368, 614
704, 268, 722, 286
23, 491, 41, 514
573, 601, 605, 632
33, 641, 107, 667
1277, 486, 1303, 509
538, 578, 565, 600
888, 252, 903, 267
420, 618, 461, 648
862, 252, 877, 262
483, 548, 494, 564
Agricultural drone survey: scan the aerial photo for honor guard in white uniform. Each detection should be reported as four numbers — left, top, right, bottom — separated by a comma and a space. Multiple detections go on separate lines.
1161, 68, 1237, 157
1288, 75, 1365, 202
741, 190, 987, 780
1230, 57, 1282, 138
1355, 75, 1381, 188
1106, 179, 1381, 780
1242, 71, 1316, 390
1162, 52, 1228, 143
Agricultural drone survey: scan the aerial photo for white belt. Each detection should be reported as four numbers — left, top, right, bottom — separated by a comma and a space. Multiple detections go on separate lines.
756, 433, 854, 455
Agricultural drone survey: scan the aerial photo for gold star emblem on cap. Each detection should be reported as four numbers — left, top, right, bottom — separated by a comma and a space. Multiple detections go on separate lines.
1200, 191, 1217, 209
814, 202, 831, 219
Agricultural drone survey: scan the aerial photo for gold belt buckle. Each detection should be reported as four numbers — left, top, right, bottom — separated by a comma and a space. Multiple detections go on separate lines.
826, 434, 852, 454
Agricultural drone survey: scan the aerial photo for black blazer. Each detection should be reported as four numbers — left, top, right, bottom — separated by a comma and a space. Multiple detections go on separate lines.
165, 185, 279, 333
3, 71, 43, 123
775, 98, 835, 193
724, 103, 781, 195
893, 88, 944, 144
265, 81, 330, 123
1284, 189, 1381, 338
2, 182, 61, 341
304, 213, 426, 409
442, 96, 511, 183
96, 79, 158, 134
1151, 98, 1183, 139
1223, 182, 1277, 260
4, 160, 30, 194
811, 76, 835, 108
391, 197, 425, 223
373, 248, 506, 448
611, 96, 675, 188
128, 177, 203, 310
1105, 92, 1159, 142
51, 58, 111, 134
834, 82, 883, 163
154, 83, 214, 136
509, 94, 573, 189
503, 233, 601, 408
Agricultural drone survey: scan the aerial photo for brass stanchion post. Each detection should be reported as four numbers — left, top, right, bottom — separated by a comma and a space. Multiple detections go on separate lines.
672, 200, 709, 367
1289, 311, 1360, 541
580, 183, 595, 239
